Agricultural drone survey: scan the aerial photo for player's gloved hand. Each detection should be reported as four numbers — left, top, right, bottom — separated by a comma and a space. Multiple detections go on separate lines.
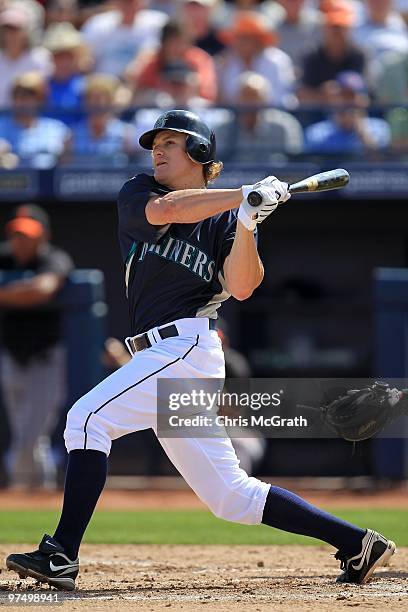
316, 382, 403, 442
239, 176, 290, 231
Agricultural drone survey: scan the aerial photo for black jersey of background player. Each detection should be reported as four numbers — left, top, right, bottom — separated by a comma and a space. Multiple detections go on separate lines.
0, 243, 73, 364
118, 173, 252, 335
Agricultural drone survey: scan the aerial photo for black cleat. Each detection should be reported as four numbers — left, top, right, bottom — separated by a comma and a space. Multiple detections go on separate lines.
6, 534, 79, 591
335, 529, 396, 584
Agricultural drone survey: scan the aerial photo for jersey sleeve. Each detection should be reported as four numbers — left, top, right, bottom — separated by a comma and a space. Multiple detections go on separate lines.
117, 173, 170, 245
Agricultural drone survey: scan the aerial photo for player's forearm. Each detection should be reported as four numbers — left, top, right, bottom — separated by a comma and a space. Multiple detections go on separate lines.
146, 188, 243, 225
223, 222, 264, 301
0, 286, 50, 306
0, 277, 61, 307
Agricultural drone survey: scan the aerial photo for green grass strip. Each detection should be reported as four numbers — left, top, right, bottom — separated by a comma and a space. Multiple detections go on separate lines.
0, 509, 406, 546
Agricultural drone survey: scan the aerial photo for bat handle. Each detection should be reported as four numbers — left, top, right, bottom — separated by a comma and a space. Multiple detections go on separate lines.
247, 191, 263, 207
248, 185, 293, 207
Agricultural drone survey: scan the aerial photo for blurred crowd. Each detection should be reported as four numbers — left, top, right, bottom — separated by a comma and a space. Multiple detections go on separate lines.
0, 0, 407, 168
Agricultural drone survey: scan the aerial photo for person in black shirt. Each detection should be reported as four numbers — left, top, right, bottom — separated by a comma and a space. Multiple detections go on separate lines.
298, 4, 366, 104
179, 0, 225, 57
0, 204, 73, 490
6, 111, 396, 591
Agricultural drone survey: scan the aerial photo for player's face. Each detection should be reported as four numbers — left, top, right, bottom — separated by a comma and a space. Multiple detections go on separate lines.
152, 130, 202, 188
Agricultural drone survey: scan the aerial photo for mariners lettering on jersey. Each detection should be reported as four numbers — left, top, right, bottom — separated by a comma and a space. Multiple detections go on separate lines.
137, 235, 215, 282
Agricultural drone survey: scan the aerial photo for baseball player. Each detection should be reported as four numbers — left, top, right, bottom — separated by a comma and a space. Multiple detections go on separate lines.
0, 205, 73, 490
6, 110, 396, 590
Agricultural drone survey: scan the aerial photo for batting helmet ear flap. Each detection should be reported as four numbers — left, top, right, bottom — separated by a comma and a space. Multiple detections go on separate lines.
185, 132, 215, 164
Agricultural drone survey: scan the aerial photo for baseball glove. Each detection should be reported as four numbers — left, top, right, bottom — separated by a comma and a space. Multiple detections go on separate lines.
301, 382, 407, 442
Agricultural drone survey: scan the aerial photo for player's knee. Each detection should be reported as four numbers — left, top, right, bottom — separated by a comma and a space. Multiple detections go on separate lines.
207, 478, 268, 525
209, 489, 252, 523
210, 500, 240, 522
65, 397, 87, 433
64, 397, 111, 455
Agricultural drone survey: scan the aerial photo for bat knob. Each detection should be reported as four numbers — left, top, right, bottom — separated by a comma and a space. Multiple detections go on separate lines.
247, 191, 263, 207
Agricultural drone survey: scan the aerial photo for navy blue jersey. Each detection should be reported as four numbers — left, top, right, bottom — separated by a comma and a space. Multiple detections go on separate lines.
117, 173, 244, 335
0, 243, 73, 363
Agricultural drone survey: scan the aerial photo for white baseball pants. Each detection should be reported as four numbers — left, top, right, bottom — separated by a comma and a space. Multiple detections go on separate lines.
64, 317, 269, 525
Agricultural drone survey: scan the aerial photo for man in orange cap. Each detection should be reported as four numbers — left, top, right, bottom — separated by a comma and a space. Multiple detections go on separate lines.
298, 1, 366, 103
216, 10, 296, 107
0, 204, 73, 490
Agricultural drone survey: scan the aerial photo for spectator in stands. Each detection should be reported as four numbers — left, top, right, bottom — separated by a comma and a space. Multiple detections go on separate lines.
298, 2, 365, 104
0, 72, 71, 167
146, 60, 212, 107
0, 204, 74, 490
0, 5, 52, 108
386, 106, 408, 153
304, 71, 390, 154
371, 50, 408, 104
8, 0, 46, 45
45, 0, 104, 28
151, 0, 179, 17
69, 74, 137, 163
0, 137, 18, 169
43, 22, 88, 126
352, 0, 408, 62
276, 0, 322, 70
396, 0, 408, 24
368, 25, 408, 146
81, 0, 167, 77
127, 20, 217, 103
219, 0, 286, 25
216, 11, 296, 107
178, 0, 225, 56
232, 71, 304, 161
45, 0, 80, 27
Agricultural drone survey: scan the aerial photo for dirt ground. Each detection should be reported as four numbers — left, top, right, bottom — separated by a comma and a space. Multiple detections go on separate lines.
0, 544, 407, 612
0, 487, 406, 611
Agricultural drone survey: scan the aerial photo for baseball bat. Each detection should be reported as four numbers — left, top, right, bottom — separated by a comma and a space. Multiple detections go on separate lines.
247, 168, 350, 207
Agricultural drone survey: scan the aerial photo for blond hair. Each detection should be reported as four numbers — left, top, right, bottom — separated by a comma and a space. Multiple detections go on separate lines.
203, 160, 223, 185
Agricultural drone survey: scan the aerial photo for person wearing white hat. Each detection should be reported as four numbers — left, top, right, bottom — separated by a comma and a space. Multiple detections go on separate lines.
0, 6, 52, 108
43, 22, 89, 125
80, 0, 168, 77
216, 10, 296, 107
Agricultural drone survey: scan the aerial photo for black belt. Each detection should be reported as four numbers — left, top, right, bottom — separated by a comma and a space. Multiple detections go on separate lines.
128, 319, 217, 354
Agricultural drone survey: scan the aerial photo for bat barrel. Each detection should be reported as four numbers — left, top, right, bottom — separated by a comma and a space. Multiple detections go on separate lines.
247, 168, 349, 206
289, 169, 349, 193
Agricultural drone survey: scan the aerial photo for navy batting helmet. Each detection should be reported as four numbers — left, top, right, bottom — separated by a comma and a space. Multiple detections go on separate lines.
139, 110, 216, 164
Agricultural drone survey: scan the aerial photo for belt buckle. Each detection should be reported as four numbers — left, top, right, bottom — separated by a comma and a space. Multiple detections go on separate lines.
125, 324, 179, 356
124, 333, 150, 355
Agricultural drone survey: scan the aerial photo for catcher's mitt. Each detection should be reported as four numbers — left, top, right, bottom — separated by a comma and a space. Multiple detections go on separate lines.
302, 382, 406, 442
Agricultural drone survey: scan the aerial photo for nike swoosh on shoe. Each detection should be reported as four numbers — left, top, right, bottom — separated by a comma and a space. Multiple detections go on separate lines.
351, 531, 376, 571
50, 560, 78, 572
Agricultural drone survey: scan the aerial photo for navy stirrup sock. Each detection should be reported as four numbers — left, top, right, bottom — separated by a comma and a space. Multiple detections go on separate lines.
262, 485, 365, 556
53, 449, 107, 560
